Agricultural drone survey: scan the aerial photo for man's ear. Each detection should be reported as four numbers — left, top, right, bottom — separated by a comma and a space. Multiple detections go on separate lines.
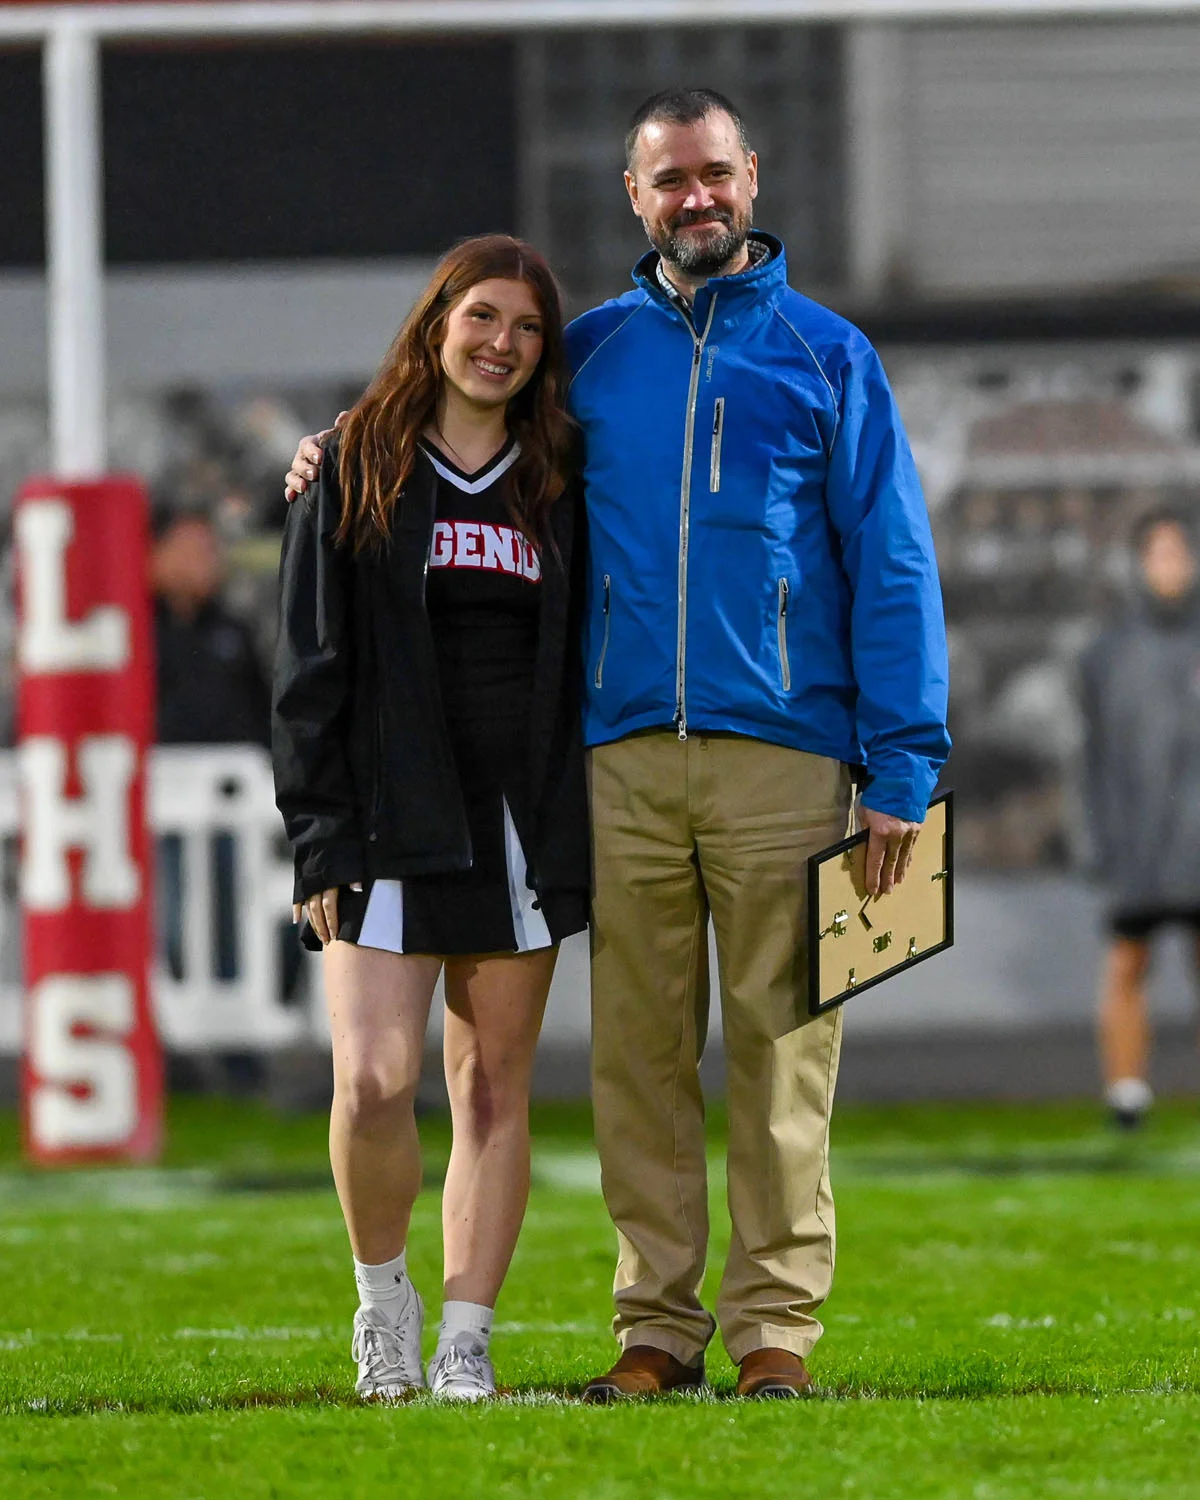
624, 169, 641, 219
747, 150, 759, 202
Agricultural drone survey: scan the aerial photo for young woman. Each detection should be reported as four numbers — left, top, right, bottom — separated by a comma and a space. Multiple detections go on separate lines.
272, 236, 589, 1403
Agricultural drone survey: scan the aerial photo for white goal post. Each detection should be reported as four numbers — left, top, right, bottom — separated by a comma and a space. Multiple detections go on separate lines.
6, 1, 1200, 42
4, 0, 1200, 473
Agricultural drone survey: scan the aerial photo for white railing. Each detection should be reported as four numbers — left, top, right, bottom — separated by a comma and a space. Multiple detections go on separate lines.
0, 746, 327, 1054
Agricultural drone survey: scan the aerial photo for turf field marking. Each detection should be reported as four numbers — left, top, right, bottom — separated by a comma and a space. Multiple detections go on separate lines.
986, 1314, 1057, 1329
530, 1152, 601, 1193
5, 1322, 600, 1346
1, 1329, 124, 1346
0, 1167, 332, 1211
160, 1253, 225, 1274
172, 1326, 327, 1342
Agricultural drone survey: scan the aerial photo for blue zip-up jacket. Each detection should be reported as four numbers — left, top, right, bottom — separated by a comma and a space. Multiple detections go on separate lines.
565, 233, 950, 824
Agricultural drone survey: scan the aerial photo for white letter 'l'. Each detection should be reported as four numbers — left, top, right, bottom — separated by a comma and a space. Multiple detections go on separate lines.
16, 501, 130, 673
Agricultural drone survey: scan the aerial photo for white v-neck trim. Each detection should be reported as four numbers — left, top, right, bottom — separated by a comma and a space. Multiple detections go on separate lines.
422, 440, 521, 495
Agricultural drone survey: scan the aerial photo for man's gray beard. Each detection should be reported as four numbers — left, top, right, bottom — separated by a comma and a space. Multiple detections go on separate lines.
652, 214, 752, 278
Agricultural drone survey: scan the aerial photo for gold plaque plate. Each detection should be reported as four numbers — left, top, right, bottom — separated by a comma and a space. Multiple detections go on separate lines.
807, 791, 953, 1015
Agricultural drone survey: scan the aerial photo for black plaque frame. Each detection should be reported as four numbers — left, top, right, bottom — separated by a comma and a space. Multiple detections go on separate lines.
806, 790, 955, 1016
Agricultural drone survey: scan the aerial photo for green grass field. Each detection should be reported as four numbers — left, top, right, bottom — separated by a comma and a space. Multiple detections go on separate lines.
2, 1094, 1199, 1498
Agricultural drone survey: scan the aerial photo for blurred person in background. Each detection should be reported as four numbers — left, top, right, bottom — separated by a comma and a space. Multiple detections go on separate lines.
286, 89, 949, 1403
152, 506, 271, 1001
273, 236, 588, 1403
1080, 507, 1200, 1130
153, 506, 271, 752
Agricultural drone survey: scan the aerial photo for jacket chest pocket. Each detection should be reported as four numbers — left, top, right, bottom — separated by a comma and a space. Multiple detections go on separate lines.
709, 397, 725, 493
777, 577, 791, 692
594, 574, 612, 689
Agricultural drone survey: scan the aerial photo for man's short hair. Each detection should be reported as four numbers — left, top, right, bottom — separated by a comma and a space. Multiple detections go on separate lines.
625, 87, 752, 172
1131, 504, 1196, 556
150, 502, 215, 543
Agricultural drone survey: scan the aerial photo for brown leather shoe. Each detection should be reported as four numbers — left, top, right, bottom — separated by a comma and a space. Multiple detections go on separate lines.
736, 1347, 814, 1399
581, 1345, 706, 1403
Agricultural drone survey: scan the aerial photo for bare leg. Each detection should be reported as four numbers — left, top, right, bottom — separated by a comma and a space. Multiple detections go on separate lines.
324, 941, 442, 1264
1098, 936, 1152, 1087
441, 947, 557, 1307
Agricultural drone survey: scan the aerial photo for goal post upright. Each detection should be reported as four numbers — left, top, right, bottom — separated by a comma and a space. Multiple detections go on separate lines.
43, 17, 105, 479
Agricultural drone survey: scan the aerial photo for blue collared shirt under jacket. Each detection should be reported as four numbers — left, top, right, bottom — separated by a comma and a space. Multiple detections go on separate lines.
564, 233, 951, 824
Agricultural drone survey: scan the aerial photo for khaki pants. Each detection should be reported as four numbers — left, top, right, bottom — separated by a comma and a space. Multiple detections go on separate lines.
589, 731, 852, 1366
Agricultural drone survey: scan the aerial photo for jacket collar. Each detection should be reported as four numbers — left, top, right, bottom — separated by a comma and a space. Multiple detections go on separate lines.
1134, 584, 1200, 631
631, 231, 787, 327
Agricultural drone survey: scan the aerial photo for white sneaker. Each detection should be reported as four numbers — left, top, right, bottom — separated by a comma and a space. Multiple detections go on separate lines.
1106, 1077, 1154, 1130
427, 1333, 496, 1402
351, 1287, 425, 1400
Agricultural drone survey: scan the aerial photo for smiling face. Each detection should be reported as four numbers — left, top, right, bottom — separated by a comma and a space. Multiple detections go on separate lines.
625, 109, 758, 280
437, 277, 545, 413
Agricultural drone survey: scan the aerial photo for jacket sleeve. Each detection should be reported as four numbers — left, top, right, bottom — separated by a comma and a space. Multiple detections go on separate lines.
824, 341, 951, 822
1076, 634, 1113, 873
271, 446, 367, 900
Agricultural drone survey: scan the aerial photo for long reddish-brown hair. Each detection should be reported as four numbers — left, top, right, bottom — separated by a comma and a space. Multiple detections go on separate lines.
335, 235, 574, 553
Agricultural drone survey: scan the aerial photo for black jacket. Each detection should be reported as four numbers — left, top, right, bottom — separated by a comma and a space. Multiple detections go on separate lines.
272, 439, 590, 905
156, 597, 270, 747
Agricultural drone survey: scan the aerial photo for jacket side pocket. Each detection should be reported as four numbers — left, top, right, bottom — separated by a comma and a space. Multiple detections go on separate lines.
777, 578, 792, 692
369, 706, 385, 841
709, 397, 725, 493
594, 574, 612, 689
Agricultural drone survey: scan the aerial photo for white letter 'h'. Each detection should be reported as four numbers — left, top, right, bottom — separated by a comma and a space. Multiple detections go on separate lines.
19, 736, 141, 912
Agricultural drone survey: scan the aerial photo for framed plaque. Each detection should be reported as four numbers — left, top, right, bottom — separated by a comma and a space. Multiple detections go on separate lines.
807, 791, 953, 1016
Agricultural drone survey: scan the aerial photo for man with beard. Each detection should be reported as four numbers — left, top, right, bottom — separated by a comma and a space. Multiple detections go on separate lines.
284, 87, 949, 1400
568, 88, 948, 1401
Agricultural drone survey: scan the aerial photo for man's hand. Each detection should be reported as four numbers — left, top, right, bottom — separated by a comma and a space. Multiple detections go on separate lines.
859, 805, 922, 897
284, 411, 348, 503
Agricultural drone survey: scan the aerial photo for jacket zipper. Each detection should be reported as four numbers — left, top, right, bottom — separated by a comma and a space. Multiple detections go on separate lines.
369, 706, 384, 840
709, 397, 725, 493
594, 574, 612, 689
777, 577, 792, 692
675, 295, 720, 740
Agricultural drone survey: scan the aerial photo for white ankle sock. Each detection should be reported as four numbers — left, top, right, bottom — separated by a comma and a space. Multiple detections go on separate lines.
353, 1249, 411, 1314
437, 1300, 494, 1355
1106, 1077, 1154, 1114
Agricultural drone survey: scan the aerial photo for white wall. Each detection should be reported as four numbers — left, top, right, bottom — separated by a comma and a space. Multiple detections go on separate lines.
901, 19, 1200, 294
0, 259, 434, 397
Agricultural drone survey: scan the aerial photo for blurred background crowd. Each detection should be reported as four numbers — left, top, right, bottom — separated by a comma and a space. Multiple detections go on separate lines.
2, 6, 1199, 1106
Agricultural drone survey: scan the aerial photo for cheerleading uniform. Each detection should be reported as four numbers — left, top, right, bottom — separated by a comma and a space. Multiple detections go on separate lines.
329, 438, 588, 956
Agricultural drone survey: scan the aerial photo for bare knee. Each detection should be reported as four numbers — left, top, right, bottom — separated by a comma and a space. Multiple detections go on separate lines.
446, 1050, 528, 1142
1107, 937, 1151, 993
337, 1064, 419, 1136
